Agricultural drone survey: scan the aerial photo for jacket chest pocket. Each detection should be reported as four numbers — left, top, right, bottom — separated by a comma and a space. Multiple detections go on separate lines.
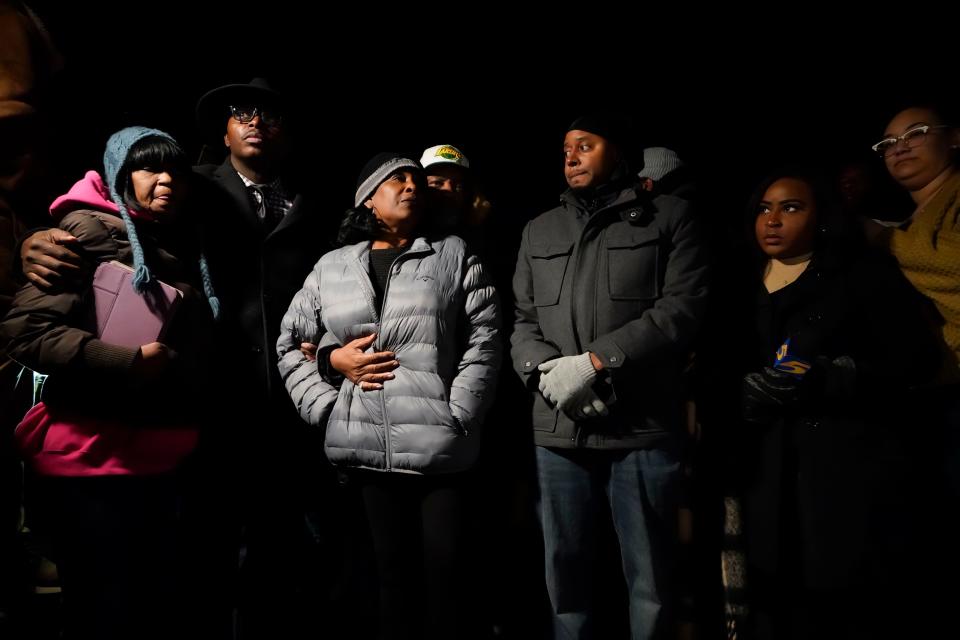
530, 243, 573, 307
606, 227, 660, 300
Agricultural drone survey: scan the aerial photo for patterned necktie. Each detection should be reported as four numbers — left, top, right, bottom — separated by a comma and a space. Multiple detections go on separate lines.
247, 185, 266, 220
249, 184, 286, 229
261, 185, 286, 224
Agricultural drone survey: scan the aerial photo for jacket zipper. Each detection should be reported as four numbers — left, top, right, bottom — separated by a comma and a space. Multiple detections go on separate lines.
568, 206, 619, 448
568, 225, 586, 356
571, 425, 583, 446
376, 251, 408, 472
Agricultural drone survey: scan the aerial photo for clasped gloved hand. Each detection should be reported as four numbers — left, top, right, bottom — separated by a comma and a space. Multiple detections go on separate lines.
569, 388, 610, 420
537, 353, 597, 414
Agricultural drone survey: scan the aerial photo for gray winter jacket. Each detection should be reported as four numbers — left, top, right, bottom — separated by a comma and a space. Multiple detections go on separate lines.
277, 235, 501, 474
511, 183, 709, 449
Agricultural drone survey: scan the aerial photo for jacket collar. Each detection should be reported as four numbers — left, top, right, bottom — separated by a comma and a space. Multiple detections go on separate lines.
347, 236, 435, 263
560, 182, 653, 224
213, 157, 304, 237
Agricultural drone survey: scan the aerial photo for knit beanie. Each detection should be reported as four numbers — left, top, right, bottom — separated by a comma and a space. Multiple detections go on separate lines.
567, 113, 640, 174
638, 147, 684, 182
103, 126, 220, 319
354, 152, 421, 208
567, 113, 632, 151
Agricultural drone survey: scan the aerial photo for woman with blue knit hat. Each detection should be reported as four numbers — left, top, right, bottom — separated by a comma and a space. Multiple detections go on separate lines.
0, 126, 220, 639
277, 151, 501, 638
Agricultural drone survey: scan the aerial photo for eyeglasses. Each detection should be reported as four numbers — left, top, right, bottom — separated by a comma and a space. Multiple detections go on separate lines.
229, 105, 283, 127
871, 124, 950, 157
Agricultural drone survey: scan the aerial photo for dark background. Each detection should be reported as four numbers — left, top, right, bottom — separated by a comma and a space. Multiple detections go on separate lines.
13, 5, 960, 637
26, 4, 957, 240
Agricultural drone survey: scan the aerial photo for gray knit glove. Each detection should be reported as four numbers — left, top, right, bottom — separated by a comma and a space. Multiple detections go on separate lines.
569, 388, 610, 420
538, 353, 598, 413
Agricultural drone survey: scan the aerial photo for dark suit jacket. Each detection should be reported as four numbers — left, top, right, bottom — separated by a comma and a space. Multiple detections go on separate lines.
195, 158, 338, 422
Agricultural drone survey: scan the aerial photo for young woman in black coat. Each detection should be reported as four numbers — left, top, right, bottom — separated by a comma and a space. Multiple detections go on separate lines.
722, 169, 939, 639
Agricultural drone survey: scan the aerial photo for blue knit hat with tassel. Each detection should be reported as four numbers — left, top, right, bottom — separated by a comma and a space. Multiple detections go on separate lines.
103, 126, 221, 320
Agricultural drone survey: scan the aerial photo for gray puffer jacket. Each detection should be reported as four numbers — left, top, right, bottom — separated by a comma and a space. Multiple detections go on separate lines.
277, 235, 501, 474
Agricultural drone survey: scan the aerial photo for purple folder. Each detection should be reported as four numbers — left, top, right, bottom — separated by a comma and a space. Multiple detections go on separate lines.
92, 261, 183, 348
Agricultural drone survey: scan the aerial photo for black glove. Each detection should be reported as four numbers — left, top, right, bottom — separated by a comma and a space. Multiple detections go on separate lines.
742, 366, 802, 423
800, 355, 857, 401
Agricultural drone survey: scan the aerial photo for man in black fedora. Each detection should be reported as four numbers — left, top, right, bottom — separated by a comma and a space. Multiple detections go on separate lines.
195, 77, 291, 202
190, 77, 345, 638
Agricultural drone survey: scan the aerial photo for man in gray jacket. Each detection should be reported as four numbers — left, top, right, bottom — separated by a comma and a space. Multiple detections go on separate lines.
511, 114, 709, 639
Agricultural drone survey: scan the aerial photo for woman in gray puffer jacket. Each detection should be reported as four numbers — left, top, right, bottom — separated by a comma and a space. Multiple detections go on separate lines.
276, 152, 500, 637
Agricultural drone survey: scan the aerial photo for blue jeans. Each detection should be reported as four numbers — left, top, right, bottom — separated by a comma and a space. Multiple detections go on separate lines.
535, 445, 681, 640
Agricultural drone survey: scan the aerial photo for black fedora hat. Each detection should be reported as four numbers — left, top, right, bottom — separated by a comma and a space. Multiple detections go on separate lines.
195, 77, 286, 139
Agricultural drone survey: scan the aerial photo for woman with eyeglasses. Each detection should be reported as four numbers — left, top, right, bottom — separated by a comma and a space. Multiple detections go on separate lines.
0, 127, 220, 639
870, 105, 960, 458
276, 152, 501, 639
870, 104, 960, 624
708, 168, 937, 639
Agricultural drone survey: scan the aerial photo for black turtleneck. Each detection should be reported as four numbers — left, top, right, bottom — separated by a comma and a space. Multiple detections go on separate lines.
369, 246, 408, 310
